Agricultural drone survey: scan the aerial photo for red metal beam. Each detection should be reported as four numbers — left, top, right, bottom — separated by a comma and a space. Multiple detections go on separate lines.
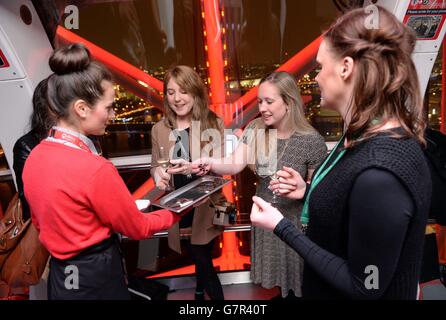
132, 177, 155, 200
56, 26, 164, 109
201, 0, 227, 115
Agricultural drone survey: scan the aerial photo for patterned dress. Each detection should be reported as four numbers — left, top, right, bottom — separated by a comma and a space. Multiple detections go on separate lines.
242, 118, 327, 297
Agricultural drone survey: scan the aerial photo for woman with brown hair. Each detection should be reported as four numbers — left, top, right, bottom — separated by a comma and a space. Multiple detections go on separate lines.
23, 43, 180, 300
250, 6, 431, 299
151, 65, 225, 300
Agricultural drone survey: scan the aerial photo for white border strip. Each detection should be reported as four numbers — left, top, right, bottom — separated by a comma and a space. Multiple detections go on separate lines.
109, 154, 151, 168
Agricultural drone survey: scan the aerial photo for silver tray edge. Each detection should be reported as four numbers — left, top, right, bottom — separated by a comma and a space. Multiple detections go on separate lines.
151, 176, 231, 213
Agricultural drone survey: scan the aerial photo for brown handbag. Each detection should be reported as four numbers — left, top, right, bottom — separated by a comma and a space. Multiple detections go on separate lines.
0, 194, 49, 287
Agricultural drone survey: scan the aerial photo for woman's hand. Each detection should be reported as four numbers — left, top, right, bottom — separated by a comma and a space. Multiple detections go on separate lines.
269, 166, 307, 200
153, 166, 171, 190
191, 157, 214, 176
250, 196, 284, 231
167, 159, 193, 176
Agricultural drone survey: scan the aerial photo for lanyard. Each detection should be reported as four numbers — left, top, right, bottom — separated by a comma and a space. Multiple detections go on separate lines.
49, 128, 93, 153
300, 135, 347, 226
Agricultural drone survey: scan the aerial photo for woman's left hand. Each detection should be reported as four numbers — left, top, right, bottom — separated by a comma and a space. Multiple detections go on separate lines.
269, 166, 306, 200
167, 159, 193, 176
250, 196, 284, 232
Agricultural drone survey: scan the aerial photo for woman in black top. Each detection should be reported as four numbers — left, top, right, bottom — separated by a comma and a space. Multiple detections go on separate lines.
13, 78, 55, 221
250, 6, 431, 300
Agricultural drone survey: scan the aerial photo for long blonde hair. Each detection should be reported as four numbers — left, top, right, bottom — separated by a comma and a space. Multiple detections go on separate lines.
248, 71, 317, 170
255, 71, 316, 135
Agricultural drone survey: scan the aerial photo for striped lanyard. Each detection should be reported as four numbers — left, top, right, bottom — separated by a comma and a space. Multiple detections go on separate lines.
49, 128, 93, 153
300, 135, 347, 227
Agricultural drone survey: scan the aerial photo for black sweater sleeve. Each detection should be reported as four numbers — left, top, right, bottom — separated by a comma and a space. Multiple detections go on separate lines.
274, 168, 414, 299
13, 134, 39, 221
13, 140, 31, 201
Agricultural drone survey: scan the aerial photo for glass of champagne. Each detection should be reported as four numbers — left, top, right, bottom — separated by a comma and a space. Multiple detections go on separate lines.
157, 146, 174, 191
256, 162, 279, 205
270, 171, 279, 204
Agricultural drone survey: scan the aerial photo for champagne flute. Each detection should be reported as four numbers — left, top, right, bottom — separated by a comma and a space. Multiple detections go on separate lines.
270, 171, 279, 204
157, 146, 174, 191
256, 162, 279, 205
268, 157, 279, 204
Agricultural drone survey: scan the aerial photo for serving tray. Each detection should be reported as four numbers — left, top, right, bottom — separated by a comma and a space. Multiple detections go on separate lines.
151, 176, 231, 213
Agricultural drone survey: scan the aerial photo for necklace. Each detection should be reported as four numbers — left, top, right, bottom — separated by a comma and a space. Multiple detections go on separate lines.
256, 132, 293, 177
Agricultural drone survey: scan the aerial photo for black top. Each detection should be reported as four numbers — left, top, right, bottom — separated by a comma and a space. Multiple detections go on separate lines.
171, 128, 196, 228
13, 131, 41, 221
275, 168, 413, 299
275, 130, 431, 299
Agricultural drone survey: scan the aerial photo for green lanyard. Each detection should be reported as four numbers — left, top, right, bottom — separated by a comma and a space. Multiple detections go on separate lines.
300, 135, 347, 227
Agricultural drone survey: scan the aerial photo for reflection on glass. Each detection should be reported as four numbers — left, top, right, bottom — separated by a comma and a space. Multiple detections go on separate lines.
298, 69, 343, 140
426, 45, 443, 131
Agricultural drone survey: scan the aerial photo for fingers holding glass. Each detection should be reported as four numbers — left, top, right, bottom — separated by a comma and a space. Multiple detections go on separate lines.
157, 147, 174, 191
154, 166, 172, 191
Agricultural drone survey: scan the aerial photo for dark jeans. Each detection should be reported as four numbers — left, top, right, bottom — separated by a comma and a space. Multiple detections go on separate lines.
186, 239, 224, 300
48, 236, 130, 300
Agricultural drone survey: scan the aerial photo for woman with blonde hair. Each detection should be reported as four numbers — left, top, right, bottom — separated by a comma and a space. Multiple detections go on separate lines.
151, 65, 225, 300
250, 6, 431, 299
191, 71, 327, 298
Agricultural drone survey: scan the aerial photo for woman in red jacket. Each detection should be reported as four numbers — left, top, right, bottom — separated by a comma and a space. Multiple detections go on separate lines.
22, 43, 180, 300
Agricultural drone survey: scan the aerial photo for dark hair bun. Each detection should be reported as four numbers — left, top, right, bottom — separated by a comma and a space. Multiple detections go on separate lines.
49, 43, 91, 75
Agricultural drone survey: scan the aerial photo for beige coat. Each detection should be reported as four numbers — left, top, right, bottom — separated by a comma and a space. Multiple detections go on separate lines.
150, 119, 225, 253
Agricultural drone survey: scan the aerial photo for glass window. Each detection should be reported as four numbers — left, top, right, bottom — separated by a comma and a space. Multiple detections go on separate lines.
36, 0, 343, 159
37, 1, 446, 155
426, 46, 443, 131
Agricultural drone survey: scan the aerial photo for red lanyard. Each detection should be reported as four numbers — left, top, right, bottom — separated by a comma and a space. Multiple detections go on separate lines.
49, 129, 92, 153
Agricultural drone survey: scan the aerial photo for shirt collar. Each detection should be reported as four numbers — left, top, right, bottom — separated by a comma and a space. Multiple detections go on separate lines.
47, 126, 99, 155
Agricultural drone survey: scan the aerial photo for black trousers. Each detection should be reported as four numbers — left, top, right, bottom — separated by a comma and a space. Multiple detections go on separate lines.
48, 236, 130, 300
186, 239, 224, 300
